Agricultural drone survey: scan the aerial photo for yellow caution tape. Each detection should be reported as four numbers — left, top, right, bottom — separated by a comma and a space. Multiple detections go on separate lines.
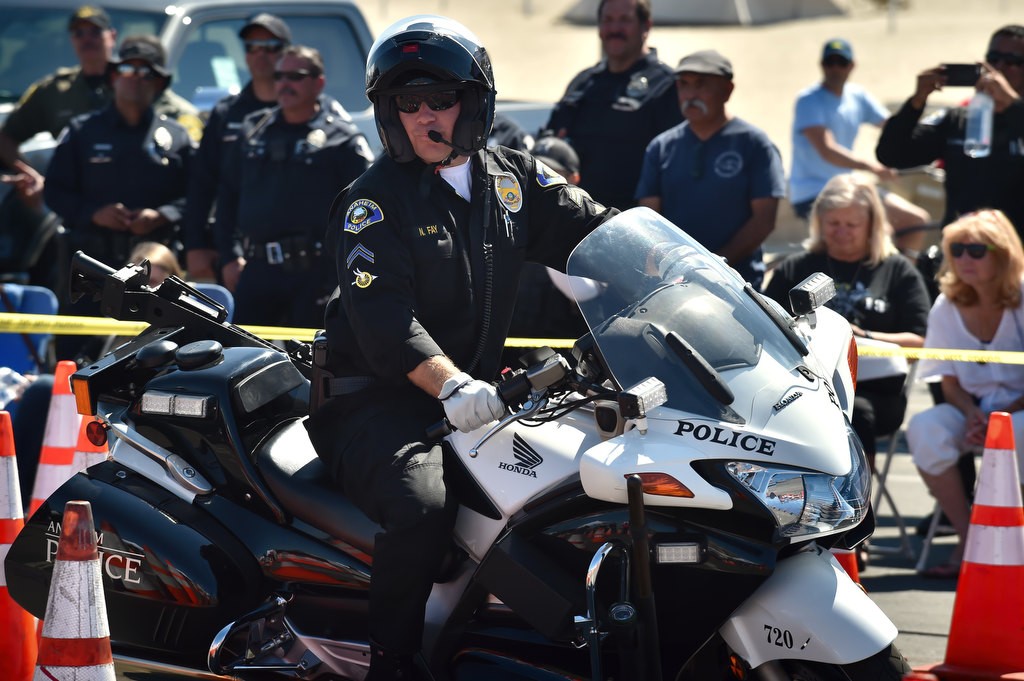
855, 343, 1024, 365
3, 312, 1022, 363
0, 313, 315, 341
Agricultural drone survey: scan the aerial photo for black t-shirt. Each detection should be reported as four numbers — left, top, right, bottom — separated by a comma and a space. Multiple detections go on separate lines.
763, 250, 930, 336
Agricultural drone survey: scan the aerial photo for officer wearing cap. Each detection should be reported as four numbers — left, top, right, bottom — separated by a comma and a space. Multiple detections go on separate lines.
545, 0, 682, 210
44, 34, 193, 351
305, 15, 611, 679
0, 6, 202, 204
636, 49, 785, 289
214, 45, 372, 328
182, 13, 293, 282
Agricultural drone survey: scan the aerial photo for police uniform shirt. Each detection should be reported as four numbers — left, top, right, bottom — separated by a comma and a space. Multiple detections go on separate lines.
546, 49, 683, 210
183, 82, 275, 252
43, 104, 193, 263
214, 95, 373, 263
877, 98, 1024, 235
2, 67, 108, 143
327, 146, 612, 385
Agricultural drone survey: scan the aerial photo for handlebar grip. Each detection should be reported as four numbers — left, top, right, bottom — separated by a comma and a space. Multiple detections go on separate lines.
426, 418, 453, 440
68, 250, 117, 303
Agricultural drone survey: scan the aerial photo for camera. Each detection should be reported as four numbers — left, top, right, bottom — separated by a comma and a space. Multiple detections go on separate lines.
942, 63, 981, 87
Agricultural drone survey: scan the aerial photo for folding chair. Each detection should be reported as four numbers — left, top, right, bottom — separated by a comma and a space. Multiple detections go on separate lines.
868, 360, 918, 560
914, 450, 978, 572
0, 283, 59, 375
192, 282, 235, 322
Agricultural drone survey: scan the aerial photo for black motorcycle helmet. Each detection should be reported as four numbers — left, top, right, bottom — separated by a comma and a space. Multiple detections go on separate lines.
365, 15, 496, 162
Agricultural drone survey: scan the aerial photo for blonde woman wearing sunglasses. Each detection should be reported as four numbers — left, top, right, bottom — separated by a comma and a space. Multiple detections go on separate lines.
907, 208, 1024, 578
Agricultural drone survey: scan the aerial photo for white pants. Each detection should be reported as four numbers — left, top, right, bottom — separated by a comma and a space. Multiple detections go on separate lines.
906, 403, 1024, 478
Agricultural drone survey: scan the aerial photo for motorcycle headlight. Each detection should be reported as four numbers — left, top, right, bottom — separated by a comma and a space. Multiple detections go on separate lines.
725, 425, 870, 541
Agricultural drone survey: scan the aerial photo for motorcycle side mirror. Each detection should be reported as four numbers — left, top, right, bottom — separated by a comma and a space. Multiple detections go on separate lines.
788, 272, 836, 317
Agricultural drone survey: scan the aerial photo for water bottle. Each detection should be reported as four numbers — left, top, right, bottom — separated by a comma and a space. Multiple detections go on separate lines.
964, 91, 994, 158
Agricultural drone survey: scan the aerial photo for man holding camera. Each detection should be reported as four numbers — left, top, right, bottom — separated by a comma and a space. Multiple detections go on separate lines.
876, 24, 1024, 235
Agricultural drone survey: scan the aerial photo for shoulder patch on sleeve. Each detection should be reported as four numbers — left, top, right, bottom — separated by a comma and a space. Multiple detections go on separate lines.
344, 199, 384, 234
535, 159, 567, 188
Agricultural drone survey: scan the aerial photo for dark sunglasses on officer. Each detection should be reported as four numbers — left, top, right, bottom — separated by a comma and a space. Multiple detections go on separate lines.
245, 39, 285, 54
393, 90, 461, 114
273, 68, 320, 82
115, 62, 157, 80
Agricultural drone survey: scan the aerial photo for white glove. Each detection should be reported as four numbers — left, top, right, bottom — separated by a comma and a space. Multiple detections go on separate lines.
438, 371, 506, 432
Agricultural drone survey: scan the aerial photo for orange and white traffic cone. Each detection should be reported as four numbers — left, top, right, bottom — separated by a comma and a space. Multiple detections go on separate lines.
831, 548, 861, 584
29, 361, 82, 517
913, 411, 1024, 680
34, 500, 114, 681
71, 417, 108, 474
0, 411, 37, 681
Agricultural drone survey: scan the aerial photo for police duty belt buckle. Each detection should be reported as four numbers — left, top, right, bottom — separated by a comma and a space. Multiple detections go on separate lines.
266, 241, 285, 265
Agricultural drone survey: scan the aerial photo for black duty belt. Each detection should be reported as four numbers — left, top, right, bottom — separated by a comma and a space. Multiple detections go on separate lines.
243, 235, 323, 265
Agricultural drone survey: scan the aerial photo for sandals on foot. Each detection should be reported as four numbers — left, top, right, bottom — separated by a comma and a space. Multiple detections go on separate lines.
917, 562, 960, 579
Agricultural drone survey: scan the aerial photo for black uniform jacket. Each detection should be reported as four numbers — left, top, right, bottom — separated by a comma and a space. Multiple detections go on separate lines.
546, 50, 682, 210
325, 146, 613, 385
182, 82, 273, 251
215, 95, 373, 262
877, 98, 1024, 232
44, 105, 193, 264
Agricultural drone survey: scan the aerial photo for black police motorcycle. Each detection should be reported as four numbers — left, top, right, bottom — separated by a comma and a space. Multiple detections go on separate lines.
5, 209, 911, 680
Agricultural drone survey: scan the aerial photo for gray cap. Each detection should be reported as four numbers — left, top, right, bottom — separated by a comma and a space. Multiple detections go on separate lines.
674, 49, 733, 80
239, 13, 292, 43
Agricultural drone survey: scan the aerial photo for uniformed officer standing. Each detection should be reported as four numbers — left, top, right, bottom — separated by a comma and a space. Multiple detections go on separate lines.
182, 13, 292, 282
304, 16, 612, 680
545, 0, 682, 210
0, 6, 202, 180
214, 45, 372, 328
44, 35, 193, 355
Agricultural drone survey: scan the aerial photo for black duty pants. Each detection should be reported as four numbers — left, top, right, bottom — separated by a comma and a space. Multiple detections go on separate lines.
306, 386, 455, 655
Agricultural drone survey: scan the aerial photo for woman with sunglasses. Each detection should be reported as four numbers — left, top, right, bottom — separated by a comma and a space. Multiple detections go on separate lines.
764, 173, 930, 474
906, 209, 1024, 578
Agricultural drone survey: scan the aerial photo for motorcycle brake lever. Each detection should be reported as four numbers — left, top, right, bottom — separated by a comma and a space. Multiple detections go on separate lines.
469, 390, 548, 458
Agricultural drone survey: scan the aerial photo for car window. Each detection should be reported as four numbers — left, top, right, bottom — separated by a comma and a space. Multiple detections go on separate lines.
174, 15, 370, 114
0, 7, 165, 103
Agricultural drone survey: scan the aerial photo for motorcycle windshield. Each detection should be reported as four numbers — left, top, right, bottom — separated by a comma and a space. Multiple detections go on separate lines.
565, 208, 806, 419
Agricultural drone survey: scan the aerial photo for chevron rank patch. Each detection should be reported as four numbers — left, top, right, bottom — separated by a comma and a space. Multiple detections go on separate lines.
344, 199, 384, 234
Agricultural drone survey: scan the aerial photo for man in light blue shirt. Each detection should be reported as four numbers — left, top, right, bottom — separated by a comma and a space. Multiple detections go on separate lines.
790, 38, 929, 252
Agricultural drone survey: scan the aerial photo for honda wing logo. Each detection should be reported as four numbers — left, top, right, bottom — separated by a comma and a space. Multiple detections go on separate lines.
499, 433, 543, 478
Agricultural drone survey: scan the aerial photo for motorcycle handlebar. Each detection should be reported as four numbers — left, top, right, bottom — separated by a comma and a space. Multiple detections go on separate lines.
68, 250, 120, 303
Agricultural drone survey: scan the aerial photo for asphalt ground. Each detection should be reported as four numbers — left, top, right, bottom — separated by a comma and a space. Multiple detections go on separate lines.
111, 0, 1024, 674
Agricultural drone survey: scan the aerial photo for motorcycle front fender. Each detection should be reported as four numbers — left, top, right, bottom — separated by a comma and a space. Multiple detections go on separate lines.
718, 545, 897, 668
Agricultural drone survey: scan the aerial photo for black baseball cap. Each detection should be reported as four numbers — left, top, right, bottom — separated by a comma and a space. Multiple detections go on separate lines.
239, 13, 292, 44
533, 136, 580, 176
675, 50, 734, 80
68, 5, 112, 31
113, 35, 170, 78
